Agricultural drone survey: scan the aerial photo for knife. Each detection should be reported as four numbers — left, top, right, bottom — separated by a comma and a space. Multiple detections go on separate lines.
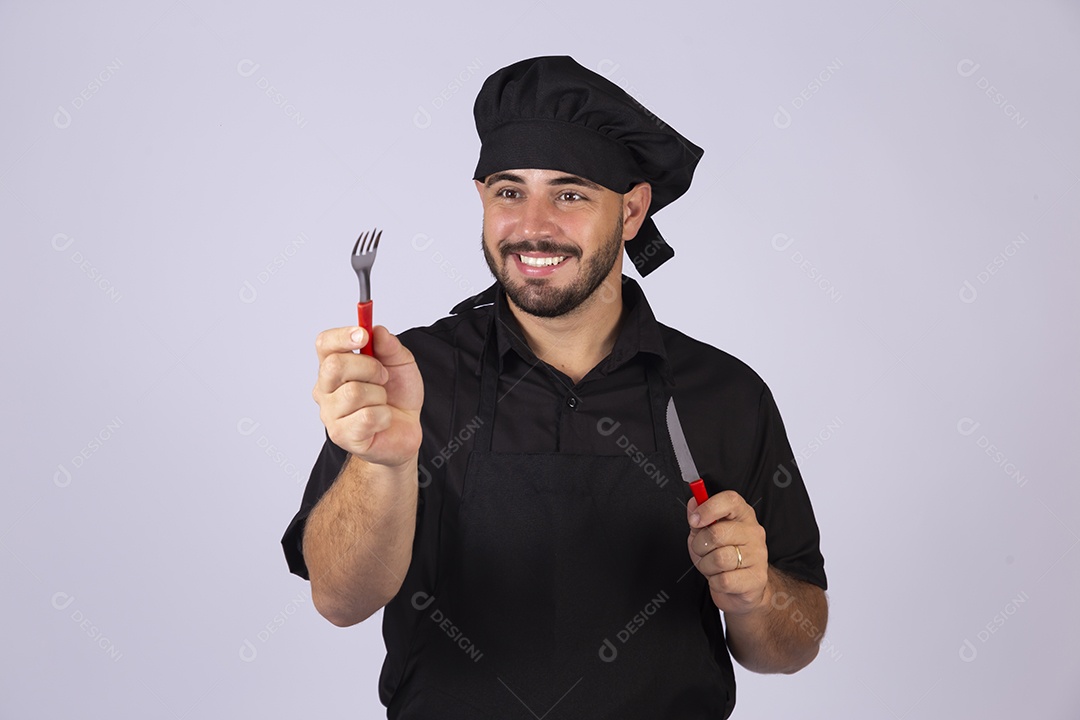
666, 397, 709, 505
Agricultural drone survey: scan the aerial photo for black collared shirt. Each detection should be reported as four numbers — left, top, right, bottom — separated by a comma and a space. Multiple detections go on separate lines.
282, 277, 826, 705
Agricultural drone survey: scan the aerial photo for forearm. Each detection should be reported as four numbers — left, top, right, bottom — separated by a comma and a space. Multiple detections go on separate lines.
303, 453, 419, 626
724, 566, 828, 674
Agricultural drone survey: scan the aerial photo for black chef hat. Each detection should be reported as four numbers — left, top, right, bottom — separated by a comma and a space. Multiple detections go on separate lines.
473, 55, 704, 276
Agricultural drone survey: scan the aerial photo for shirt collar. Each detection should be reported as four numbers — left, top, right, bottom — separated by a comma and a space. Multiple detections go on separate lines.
462, 277, 671, 382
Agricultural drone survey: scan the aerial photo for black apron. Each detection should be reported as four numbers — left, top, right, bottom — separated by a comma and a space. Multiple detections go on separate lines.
394, 327, 735, 719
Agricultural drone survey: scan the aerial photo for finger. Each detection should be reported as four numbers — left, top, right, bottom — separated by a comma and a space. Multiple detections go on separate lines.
319, 381, 389, 424
693, 542, 760, 576
690, 522, 742, 558
689, 490, 756, 529
315, 326, 372, 362
331, 404, 394, 451
705, 565, 766, 601
314, 348, 388, 397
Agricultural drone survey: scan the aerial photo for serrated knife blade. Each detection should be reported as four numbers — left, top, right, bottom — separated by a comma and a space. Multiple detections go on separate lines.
666, 397, 709, 505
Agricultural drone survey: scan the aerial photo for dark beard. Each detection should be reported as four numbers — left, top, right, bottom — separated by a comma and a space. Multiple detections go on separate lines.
482, 214, 624, 318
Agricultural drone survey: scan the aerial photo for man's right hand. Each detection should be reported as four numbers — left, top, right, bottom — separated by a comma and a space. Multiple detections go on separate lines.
312, 325, 423, 468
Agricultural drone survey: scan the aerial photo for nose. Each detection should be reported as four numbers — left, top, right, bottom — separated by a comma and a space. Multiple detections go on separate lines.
517, 195, 556, 240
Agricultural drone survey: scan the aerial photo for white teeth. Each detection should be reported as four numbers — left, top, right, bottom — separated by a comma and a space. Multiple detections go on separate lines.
519, 255, 567, 267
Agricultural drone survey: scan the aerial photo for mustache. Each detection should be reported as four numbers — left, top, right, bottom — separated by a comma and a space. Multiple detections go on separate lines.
500, 240, 581, 258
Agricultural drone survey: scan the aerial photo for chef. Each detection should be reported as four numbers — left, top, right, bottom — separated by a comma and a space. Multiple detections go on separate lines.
283, 55, 828, 719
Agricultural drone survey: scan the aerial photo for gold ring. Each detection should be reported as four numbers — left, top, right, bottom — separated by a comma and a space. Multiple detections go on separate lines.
735, 545, 743, 570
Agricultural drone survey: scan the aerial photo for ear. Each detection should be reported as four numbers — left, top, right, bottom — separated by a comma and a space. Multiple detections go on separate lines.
474, 179, 486, 199
621, 182, 653, 241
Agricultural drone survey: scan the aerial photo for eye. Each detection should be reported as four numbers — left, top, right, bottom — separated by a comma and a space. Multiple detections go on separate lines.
495, 187, 521, 199
558, 191, 584, 202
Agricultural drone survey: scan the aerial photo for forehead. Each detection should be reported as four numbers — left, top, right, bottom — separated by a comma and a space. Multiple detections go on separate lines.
482, 168, 607, 191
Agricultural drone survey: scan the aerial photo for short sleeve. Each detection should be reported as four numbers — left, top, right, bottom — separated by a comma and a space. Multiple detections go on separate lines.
743, 386, 827, 590
280, 432, 349, 580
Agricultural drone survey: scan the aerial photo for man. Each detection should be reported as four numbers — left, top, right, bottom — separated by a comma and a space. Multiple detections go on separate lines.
283, 56, 827, 719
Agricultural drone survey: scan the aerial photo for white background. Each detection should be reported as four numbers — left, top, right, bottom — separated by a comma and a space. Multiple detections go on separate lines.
3, 1, 1078, 718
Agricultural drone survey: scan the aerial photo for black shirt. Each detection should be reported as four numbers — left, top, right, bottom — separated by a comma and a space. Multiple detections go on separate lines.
282, 277, 827, 705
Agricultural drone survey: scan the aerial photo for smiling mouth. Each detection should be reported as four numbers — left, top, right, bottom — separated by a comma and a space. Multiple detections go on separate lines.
518, 254, 568, 267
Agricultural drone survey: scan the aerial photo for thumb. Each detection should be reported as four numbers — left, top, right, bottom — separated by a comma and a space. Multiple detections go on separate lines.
370, 326, 408, 362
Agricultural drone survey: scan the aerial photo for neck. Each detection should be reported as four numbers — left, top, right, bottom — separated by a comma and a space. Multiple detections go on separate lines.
506, 275, 624, 384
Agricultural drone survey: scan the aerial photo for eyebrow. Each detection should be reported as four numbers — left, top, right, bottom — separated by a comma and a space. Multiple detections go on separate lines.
484, 172, 603, 191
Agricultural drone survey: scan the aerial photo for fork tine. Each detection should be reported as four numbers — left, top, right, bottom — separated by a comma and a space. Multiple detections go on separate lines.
371, 229, 382, 253
352, 231, 366, 255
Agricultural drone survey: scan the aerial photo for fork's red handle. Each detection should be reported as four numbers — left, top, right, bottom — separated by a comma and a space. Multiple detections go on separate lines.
357, 300, 373, 356
689, 479, 709, 506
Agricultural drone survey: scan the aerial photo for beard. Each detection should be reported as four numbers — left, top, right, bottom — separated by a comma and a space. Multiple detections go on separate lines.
482, 213, 624, 318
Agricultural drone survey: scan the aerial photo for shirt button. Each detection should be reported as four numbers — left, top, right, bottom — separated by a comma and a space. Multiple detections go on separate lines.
566, 396, 579, 409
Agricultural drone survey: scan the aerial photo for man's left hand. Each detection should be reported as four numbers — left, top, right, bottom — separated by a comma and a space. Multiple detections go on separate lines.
687, 491, 769, 615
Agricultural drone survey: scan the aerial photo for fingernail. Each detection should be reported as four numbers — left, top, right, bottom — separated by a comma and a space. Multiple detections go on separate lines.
690, 513, 701, 527
350, 328, 364, 344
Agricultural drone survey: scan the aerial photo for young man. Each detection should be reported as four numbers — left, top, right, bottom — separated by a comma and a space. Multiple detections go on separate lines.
284, 56, 828, 719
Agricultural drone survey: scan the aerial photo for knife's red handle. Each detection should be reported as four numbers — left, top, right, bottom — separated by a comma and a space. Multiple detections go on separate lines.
689, 478, 709, 506
357, 300, 373, 356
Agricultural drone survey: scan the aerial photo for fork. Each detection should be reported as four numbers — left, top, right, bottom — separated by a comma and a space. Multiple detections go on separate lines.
351, 228, 381, 356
